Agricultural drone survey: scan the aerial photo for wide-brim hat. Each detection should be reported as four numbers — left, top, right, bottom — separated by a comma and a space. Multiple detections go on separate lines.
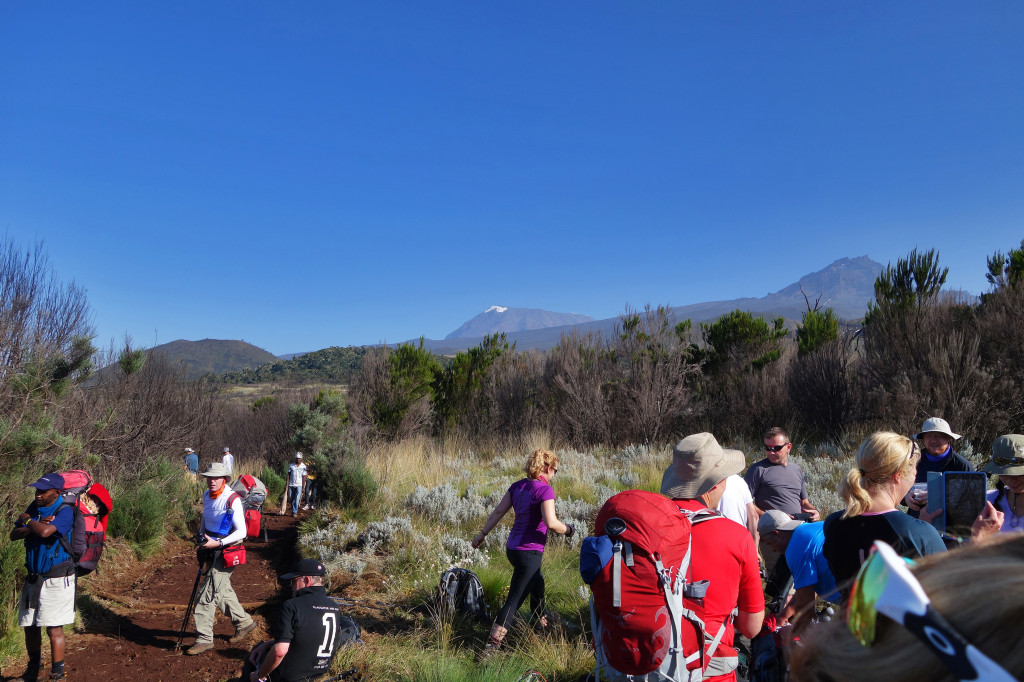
199, 462, 232, 480
660, 433, 745, 499
984, 434, 1024, 476
915, 417, 961, 441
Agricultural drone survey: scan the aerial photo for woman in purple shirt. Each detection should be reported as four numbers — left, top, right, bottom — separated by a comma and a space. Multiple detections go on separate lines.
472, 449, 574, 656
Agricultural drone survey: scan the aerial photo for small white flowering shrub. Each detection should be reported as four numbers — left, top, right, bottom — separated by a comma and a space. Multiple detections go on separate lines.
406, 484, 489, 524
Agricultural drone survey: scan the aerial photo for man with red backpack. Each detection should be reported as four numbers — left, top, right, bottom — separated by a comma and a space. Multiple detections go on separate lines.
660, 433, 765, 681
9, 473, 76, 682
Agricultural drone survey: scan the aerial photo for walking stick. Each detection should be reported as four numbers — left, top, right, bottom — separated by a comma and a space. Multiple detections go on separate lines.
175, 550, 211, 650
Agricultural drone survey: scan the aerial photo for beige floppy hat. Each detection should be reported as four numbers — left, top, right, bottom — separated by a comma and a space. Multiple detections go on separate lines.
914, 417, 961, 441
660, 432, 745, 499
984, 434, 1024, 476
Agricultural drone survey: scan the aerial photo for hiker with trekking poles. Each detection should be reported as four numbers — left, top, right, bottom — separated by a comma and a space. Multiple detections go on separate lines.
183, 462, 257, 655
471, 448, 575, 658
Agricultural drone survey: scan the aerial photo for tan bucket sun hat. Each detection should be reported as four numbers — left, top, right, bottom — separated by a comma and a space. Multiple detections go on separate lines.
199, 462, 232, 480
660, 432, 745, 499
914, 417, 961, 441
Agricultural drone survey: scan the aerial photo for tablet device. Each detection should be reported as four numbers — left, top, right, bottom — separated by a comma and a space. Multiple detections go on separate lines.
927, 471, 987, 538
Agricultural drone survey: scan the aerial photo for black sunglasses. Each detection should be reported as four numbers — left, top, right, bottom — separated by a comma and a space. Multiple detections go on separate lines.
991, 456, 1024, 467
764, 444, 789, 452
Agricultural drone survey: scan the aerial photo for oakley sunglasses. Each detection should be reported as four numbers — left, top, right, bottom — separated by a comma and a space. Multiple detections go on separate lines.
848, 541, 1015, 681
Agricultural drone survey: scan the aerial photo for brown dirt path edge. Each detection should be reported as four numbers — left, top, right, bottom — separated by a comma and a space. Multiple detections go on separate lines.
2, 512, 304, 682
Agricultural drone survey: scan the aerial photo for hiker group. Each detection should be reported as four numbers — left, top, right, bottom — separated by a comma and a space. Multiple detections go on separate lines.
9, 454, 354, 682
474, 422, 1019, 682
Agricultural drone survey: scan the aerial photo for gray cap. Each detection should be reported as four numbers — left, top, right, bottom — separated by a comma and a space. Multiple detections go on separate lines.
660, 433, 745, 499
757, 509, 804, 534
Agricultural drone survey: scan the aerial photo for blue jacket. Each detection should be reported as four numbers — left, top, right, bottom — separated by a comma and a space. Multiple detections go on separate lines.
23, 497, 75, 576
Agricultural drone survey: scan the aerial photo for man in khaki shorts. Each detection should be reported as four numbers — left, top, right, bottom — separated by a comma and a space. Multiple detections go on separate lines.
10, 473, 77, 682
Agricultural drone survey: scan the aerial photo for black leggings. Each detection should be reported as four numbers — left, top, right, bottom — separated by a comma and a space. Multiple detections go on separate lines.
495, 548, 545, 629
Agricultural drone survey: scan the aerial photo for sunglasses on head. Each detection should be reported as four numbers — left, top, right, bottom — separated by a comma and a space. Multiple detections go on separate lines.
765, 444, 788, 452
848, 541, 1014, 681
991, 456, 1024, 467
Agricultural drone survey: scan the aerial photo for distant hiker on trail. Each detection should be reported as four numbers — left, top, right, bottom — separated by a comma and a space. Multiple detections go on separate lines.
287, 453, 307, 517
184, 447, 199, 476
242, 558, 351, 682
471, 448, 575, 658
10, 473, 76, 682
222, 447, 235, 475
661, 433, 765, 681
186, 462, 257, 655
302, 462, 319, 511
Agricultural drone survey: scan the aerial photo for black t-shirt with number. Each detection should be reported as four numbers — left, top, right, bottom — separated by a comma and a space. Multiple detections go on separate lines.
273, 585, 345, 682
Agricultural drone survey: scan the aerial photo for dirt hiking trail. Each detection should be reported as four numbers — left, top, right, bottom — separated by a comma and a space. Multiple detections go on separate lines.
1, 511, 358, 682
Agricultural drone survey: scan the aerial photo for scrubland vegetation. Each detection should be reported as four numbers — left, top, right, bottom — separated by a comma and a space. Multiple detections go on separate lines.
2, 235, 1024, 678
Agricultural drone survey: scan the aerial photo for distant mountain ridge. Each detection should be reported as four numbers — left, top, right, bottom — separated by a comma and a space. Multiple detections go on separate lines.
415, 256, 884, 354
445, 306, 594, 340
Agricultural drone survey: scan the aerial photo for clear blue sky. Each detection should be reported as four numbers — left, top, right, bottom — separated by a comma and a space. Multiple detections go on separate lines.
3, 3, 1022, 356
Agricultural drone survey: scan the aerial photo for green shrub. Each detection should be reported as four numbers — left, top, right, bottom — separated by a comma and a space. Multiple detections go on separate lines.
261, 465, 286, 505
108, 483, 167, 557
336, 461, 378, 509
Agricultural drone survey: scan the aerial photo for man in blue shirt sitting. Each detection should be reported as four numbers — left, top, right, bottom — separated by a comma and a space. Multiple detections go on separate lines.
758, 510, 839, 634
10, 473, 76, 682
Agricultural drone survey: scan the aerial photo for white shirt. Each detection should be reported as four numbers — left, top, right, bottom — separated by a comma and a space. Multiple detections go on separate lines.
717, 474, 753, 529
288, 461, 307, 487
202, 487, 246, 545
222, 452, 234, 474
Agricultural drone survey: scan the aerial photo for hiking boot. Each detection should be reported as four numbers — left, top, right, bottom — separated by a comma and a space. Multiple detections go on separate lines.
48, 672, 65, 681
185, 641, 214, 655
476, 641, 501, 662
302, 504, 309, 510
229, 620, 257, 644
11, 671, 39, 682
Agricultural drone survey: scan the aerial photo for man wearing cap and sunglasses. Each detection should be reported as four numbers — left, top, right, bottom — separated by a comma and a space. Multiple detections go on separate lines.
903, 417, 974, 519
9, 473, 76, 682
242, 558, 349, 682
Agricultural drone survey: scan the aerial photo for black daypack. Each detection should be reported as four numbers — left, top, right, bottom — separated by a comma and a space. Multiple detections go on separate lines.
438, 567, 488, 620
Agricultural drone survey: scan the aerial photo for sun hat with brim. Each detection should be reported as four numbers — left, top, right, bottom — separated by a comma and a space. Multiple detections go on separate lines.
914, 417, 961, 441
983, 434, 1024, 476
199, 462, 232, 480
757, 509, 804, 535
280, 558, 326, 580
660, 432, 745, 499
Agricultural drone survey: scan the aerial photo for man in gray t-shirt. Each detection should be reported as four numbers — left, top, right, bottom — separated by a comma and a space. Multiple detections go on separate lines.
744, 427, 820, 574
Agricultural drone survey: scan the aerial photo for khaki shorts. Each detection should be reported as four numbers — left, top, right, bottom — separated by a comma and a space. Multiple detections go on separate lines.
19, 574, 76, 627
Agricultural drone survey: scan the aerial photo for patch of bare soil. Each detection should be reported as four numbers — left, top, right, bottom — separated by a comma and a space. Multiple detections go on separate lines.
2, 511, 317, 682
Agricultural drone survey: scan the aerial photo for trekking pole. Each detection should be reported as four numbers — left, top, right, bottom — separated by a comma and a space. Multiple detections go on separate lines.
175, 551, 211, 650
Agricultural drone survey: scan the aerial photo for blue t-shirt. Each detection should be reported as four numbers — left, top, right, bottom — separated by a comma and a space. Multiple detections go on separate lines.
184, 452, 199, 473
24, 497, 75, 575
784, 522, 840, 603
505, 478, 554, 552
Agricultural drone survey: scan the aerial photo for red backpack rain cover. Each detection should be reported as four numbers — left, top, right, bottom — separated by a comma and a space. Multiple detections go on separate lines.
589, 490, 705, 677
58, 470, 113, 576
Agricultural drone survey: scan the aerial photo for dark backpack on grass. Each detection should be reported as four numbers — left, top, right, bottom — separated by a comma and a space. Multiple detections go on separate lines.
438, 567, 488, 620
57, 470, 113, 576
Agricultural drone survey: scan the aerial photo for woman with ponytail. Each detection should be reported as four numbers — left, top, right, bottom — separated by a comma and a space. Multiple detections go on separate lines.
822, 432, 947, 600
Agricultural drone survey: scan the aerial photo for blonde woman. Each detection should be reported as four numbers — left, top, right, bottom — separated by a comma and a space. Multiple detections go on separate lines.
790, 534, 1024, 681
822, 432, 946, 599
822, 431, 1000, 599
471, 449, 574, 655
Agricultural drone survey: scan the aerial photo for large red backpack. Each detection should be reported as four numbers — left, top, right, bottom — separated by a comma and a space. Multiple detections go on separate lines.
57, 470, 113, 576
580, 490, 728, 682
229, 474, 267, 540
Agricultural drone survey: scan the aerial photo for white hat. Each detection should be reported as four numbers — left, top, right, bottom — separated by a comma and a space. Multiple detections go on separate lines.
295, 452, 303, 459
199, 462, 232, 480
915, 417, 961, 441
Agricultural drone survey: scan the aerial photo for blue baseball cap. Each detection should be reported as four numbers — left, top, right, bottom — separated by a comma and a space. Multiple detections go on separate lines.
29, 473, 65, 491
